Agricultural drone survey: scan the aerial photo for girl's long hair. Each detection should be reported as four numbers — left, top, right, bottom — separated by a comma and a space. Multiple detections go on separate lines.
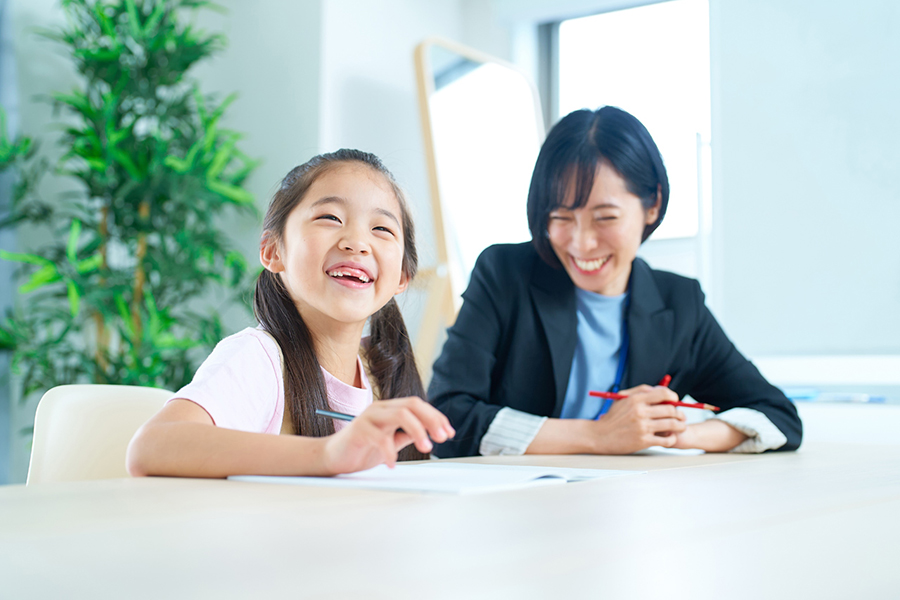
254, 149, 427, 461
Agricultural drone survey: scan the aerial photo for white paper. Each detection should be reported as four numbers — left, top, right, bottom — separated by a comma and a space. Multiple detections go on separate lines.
229, 462, 644, 495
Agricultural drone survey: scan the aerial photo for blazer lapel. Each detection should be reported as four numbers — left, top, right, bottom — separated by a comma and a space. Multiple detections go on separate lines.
624, 258, 674, 389
530, 258, 577, 418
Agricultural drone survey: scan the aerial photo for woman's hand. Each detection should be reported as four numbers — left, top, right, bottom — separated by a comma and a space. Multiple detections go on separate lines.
590, 384, 687, 454
321, 397, 455, 475
672, 419, 748, 452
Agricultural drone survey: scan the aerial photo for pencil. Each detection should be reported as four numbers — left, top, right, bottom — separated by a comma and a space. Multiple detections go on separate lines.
315, 408, 355, 422
315, 409, 418, 436
662, 400, 720, 412
587, 390, 720, 412
588, 390, 627, 400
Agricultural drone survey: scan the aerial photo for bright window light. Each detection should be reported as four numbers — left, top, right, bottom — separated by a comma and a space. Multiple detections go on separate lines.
558, 0, 710, 239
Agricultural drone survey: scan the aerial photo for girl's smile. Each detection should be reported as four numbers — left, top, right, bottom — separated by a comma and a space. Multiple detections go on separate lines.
325, 261, 374, 287
261, 163, 408, 329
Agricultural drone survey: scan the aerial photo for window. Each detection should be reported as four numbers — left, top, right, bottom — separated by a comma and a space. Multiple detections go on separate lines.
554, 0, 711, 241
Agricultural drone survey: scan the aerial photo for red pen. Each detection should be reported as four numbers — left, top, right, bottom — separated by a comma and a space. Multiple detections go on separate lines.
589, 374, 671, 400
588, 380, 720, 412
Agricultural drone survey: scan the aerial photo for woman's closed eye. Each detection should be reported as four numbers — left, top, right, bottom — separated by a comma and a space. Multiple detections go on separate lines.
316, 213, 342, 224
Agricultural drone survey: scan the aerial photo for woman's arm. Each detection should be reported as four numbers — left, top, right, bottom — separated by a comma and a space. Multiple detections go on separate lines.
672, 419, 748, 452
127, 397, 453, 478
682, 282, 802, 451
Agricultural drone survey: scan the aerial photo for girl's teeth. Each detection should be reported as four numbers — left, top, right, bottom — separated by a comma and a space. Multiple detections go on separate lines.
327, 269, 370, 282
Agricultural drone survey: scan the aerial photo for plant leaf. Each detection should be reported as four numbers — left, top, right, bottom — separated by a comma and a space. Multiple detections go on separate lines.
124, 0, 143, 39
66, 280, 80, 317
206, 180, 254, 205
20, 264, 62, 293
0, 250, 54, 267
75, 253, 104, 274
66, 219, 82, 263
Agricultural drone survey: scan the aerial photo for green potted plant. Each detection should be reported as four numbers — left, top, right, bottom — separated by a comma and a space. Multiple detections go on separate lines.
0, 0, 258, 437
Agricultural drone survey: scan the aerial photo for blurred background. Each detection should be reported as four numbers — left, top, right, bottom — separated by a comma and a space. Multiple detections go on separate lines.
2, 0, 898, 483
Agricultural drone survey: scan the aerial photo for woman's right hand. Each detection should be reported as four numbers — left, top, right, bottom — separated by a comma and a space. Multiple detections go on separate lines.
321, 397, 455, 475
590, 384, 687, 454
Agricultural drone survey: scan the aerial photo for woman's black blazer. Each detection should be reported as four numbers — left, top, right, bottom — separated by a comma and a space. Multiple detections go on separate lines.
428, 242, 802, 457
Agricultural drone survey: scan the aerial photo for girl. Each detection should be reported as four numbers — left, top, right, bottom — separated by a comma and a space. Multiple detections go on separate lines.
128, 149, 454, 477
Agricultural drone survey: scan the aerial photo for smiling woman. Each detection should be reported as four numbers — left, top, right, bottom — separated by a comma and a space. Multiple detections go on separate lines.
428, 107, 802, 458
546, 162, 660, 296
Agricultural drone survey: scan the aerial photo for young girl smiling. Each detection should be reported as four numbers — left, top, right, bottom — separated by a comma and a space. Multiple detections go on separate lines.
128, 149, 453, 477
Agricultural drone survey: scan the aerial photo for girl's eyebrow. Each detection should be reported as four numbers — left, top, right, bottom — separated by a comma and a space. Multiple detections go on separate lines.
310, 196, 400, 228
374, 208, 401, 228
309, 196, 346, 209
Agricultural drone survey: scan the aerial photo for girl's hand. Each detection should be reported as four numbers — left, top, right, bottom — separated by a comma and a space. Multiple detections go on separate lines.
321, 397, 455, 475
590, 384, 687, 454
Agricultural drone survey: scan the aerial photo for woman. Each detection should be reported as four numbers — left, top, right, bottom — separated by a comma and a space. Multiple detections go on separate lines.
428, 106, 802, 457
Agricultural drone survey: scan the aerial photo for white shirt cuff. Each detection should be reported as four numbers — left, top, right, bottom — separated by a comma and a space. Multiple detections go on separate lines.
479, 407, 547, 456
715, 407, 788, 453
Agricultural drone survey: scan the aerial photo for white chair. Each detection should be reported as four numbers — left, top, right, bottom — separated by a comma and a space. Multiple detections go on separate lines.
27, 384, 171, 485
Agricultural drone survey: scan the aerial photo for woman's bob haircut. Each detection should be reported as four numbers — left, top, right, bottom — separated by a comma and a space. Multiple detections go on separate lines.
527, 106, 670, 268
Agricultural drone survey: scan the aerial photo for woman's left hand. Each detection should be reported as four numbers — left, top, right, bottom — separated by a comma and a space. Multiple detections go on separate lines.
671, 419, 748, 452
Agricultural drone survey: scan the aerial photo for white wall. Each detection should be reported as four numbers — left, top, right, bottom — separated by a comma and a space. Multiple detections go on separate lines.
193, 0, 324, 261
7, 0, 81, 484
710, 0, 900, 357
0, 0, 17, 484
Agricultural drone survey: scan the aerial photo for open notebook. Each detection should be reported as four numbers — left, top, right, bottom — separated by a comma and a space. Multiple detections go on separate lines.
229, 462, 644, 495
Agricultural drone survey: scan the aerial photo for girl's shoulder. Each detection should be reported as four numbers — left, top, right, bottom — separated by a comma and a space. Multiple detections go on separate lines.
204, 327, 283, 373
174, 327, 285, 434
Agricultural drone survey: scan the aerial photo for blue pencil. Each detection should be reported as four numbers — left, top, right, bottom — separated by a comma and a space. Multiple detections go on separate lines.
315, 408, 355, 422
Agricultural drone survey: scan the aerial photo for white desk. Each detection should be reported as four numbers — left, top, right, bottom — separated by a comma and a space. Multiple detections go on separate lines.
1, 443, 898, 599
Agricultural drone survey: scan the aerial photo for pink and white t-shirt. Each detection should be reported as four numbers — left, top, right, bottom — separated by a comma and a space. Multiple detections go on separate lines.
169, 327, 373, 434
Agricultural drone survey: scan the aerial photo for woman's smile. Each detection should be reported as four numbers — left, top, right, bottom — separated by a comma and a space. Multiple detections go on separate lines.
571, 255, 611, 275
547, 161, 659, 296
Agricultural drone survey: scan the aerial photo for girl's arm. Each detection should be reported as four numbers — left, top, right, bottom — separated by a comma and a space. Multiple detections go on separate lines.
127, 397, 453, 478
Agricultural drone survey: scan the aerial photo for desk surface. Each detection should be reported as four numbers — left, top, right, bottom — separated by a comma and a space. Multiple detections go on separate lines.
1, 443, 898, 600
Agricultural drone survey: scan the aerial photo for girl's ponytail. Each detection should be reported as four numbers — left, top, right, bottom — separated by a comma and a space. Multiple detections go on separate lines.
366, 297, 428, 461
254, 269, 334, 438
367, 298, 425, 401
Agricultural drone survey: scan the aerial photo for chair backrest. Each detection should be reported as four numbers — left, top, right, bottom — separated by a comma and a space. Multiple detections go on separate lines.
27, 384, 171, 485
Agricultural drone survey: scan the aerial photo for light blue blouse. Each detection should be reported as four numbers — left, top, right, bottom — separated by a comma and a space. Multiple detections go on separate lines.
559, 288, 628, 420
